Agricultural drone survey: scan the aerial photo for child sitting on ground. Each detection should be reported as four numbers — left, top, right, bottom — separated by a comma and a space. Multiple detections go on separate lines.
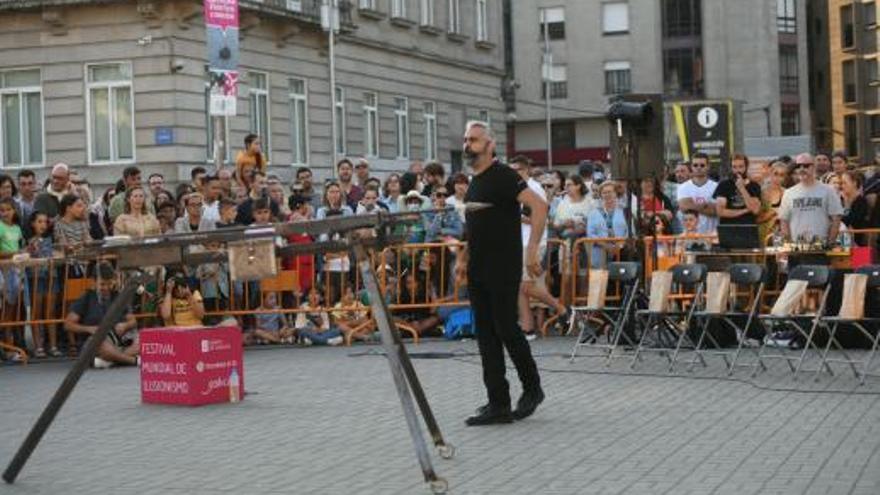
160, 271, 205, 328
295, 287, 343, 346
253, 291, 295, 344
332, 285, 373, 343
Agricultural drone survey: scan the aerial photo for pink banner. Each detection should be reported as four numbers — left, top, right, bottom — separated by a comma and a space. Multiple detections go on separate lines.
204, 0, 239, 29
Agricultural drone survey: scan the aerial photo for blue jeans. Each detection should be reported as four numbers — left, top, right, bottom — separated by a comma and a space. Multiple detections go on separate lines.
299, 328, 342, 345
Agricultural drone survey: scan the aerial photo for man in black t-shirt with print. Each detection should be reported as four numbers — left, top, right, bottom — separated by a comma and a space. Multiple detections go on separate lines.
455, 121, 548, 426
713, 153, 761, 227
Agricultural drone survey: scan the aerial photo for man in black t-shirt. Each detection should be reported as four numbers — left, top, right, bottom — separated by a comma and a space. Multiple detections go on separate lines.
455, 121, 548, 426
64, 263, 139, 368
713, 154, 761, 226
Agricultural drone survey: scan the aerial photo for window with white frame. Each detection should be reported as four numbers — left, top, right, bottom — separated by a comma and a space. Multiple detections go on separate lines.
0, 69, 43, 168
392, 0, 407, 18
205, 82, 230, 163
604, 60, 632, 94
541, 64, 568, 99
363, 92, 379, 157
249, 71, 270, 159
602, 2, 629, 34
289, 78, 309, 165
478, 109, 490, 124
421, 0, 434, 26
476, 0, 488, 41
394, 96, 409, 158
777, 0, 796, 33
423, 101, 437, 161
448, 0, 460, 33
335, 86, 346, 155
539, 7, 565, 40
86, 62, 134, 164
359, 0, 376, 9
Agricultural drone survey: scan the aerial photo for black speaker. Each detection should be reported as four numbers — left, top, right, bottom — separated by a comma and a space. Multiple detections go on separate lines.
607, 94, 664, 180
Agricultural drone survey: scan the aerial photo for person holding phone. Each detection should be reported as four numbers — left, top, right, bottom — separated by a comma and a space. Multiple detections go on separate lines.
713, 153, 762, 226
160, 272, 205, 328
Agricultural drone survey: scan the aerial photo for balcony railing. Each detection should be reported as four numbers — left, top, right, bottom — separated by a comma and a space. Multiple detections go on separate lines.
241, 0, 353, 26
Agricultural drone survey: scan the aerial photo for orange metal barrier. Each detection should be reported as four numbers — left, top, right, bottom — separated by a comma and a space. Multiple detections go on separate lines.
3, 230, 878, 361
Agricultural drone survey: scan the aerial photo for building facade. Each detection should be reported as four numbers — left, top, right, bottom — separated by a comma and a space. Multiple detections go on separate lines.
827, 0, 879, 162
508, 0, 812, 168
0, 0, 506, 186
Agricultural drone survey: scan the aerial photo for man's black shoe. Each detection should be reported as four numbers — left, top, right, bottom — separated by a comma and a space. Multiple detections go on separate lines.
465, 406, 513, 426
512, 389, 545, 420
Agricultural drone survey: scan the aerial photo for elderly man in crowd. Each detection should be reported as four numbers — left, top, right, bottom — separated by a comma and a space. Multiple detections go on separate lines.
778, 153, 843, 243
34, 162, 74, 219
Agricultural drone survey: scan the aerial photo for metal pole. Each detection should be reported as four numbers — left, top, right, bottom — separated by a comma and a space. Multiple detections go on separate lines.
212, 115, 225, 172
328, 0, 338, 178
4, 278, 142, 484
542, 12, 553, 170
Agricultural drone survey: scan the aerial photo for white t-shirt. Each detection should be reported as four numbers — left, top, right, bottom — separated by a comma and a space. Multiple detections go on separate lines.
554, 195, 594, 230
202, 201, 220, 226
778, 181, 844, 241
677, 179, 719, 234
522, 177, 547, 246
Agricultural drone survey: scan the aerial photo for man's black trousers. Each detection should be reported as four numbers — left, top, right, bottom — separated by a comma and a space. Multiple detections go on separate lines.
469, 280, 542, 409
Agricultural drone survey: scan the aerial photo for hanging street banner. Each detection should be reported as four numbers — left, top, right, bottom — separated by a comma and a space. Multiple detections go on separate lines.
205, 0, 239, 116
672, 101, 734, 168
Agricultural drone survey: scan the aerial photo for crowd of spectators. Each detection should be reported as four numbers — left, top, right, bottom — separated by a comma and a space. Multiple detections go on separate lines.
2, 131, 880, 366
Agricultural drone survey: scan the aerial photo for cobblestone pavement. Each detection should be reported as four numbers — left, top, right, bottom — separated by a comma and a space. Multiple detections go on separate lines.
2, 338, 880, 495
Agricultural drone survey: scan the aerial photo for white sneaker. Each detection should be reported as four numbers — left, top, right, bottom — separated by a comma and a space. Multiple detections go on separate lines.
525, 333, 537, 342
93, 357, 114, 369
301, 337, 313, 346
327, 336, 344, 346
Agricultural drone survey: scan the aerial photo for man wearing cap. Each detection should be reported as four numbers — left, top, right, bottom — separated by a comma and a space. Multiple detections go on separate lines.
34, 162, 74, 219
778, 153, 843, 243
455, 121, 547, 426
64, 263, 139, 368
403, 190, 427, 242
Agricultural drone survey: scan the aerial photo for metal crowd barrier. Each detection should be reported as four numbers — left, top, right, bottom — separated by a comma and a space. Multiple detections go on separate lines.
3, 230, 878, 363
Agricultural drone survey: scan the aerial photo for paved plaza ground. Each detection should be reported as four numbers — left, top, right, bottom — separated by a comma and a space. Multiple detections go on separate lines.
2, 338, 880, 495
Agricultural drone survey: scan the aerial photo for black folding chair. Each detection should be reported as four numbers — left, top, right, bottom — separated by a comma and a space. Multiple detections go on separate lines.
816, 265, 880, 385
632, 263, 707, 370
684, 264, 766, 374
569, 262, 641, 364
752, 264, 832, 380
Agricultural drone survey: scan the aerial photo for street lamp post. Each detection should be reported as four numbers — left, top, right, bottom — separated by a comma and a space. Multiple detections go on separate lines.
323, 0, 339, 177
541, 11, 553, 170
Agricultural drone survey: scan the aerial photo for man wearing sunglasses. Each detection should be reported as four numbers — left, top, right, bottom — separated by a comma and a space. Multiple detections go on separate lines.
676, 152, 718, 234
778, 153, 843, 243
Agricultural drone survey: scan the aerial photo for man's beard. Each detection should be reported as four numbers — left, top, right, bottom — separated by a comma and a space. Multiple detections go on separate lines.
464, 147, 480, 167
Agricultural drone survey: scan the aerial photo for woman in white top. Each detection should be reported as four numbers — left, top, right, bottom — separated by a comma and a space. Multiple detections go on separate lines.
553, 175, 594, 241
